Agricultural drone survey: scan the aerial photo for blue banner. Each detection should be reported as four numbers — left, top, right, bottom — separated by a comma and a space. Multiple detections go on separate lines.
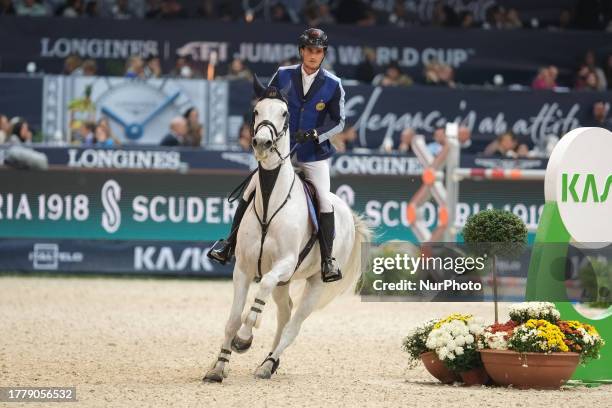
0, 238, 234, 277
0, 16, 610, 86
229, 81, 612, 150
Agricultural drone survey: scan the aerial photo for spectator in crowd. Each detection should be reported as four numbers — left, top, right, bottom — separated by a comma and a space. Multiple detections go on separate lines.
427, 127, 446, 156
60, 0, 84, 17
144, 56, 162, 78
332, 126, 357, 153
387, 0, 413, 28
605, 54, 612, 90
458, 125, 472, 150
196, 0, 217, 19
63, 55, 82, 75
459, 11, 475, 28
74, 121, 95, 145
93, 123, 114, 147
432, 2, 458, 27
160, 116, 187, 146
504, 8, 522, 29
0, 114, 10, 143
372, 62, 413, 87
183, 107, 203, 147
147, 0, 187, 19
575, 65, 601, 90
8, 119, 33, 144
223, 58, 253, 81
237, 122, 252, 152
354, 47, 378, 84
586, 101, 612, 130
169, 55, 196, 78
396, 127, 415, 153
304, 0, 335, 26
516, 143, 531, 158
110, 0, 133, 19
0, 0, 16, 15
125, 56, 145, 78
483, 132, 520, 158
532, 66, 558, 90
424, 60, 456, 88
270, 2, 291, 23
84, 0, 98, 17
97, 117, 121, 146
582, 50, 607, 90
549, 9, 574, 30
81, 59, 97, 76
334, 0, 376, 26
15, 0, 48, 16
482, 5, 505, 29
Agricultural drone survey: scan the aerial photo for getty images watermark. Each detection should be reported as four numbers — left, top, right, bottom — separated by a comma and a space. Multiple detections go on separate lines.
370, 251, 487, 292
359, 241, 612, 302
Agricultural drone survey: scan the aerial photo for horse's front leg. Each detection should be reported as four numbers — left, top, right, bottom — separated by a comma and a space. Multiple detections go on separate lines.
203, 267, 250, 383
255, 274, 324, 379
233, 257, 295, 354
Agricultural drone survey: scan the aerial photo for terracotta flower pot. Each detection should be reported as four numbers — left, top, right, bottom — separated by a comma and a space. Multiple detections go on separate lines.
420, 351, 462, 384
459, 366, 490, 386
480, 349, 580, 389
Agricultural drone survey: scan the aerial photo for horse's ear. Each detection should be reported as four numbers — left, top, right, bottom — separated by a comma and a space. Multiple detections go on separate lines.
253, 75, 266, 98
280, 81, 291, 101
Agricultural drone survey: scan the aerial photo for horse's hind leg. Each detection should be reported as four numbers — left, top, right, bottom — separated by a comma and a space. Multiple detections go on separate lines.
254, 275, 324, 379
203, 269, 250, 383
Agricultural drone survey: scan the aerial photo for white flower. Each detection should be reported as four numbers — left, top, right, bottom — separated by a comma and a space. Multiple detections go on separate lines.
455, 347, 464, 355
464, 336, 474, 345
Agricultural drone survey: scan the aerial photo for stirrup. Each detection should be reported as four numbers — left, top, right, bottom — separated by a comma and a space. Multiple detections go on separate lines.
321, 258, 342, 283
207, 239, 233, 265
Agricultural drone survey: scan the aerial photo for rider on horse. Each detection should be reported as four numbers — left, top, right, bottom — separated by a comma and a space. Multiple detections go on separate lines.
208, 28, 345, 283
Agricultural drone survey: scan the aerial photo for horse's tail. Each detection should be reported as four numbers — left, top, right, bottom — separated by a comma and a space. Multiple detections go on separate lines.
316, 211, 372, 309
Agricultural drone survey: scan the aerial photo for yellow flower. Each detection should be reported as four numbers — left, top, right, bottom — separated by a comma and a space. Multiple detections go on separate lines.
434, 313, 473, 329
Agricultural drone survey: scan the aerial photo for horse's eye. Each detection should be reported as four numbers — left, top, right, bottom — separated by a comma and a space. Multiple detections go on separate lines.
282, 111, 287, 117
254, 110, 258, 116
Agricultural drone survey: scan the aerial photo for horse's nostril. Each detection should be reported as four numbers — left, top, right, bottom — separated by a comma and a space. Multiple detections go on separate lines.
264, 140, 273, 149
252, 139, 258, 147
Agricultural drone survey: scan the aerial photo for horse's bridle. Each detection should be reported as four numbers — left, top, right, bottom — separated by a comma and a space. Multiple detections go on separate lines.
251, 90, 293, 163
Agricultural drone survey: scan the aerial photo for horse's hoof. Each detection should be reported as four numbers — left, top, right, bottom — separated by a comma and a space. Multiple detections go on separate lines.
254, 364, 273, 379
203, 370, 223, 383
231, 335, 253, 354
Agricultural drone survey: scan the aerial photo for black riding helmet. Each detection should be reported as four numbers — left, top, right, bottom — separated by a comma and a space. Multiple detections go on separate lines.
298, 28, 328, 52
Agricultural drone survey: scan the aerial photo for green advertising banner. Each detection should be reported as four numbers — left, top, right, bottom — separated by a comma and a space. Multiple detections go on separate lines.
0, 169, 544, 242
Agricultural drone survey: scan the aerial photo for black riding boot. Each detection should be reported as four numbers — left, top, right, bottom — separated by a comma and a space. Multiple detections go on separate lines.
318, 211, 342, 282
207, 198, 249, 265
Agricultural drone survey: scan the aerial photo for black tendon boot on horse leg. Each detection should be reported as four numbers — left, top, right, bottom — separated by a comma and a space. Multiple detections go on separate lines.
319, 211, 342, 282
208, 197, 250, 265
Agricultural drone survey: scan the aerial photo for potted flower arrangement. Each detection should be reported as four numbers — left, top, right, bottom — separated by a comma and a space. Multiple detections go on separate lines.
402, 318, 461, 383
425, 313, 489, 385
479, 302, 606, 389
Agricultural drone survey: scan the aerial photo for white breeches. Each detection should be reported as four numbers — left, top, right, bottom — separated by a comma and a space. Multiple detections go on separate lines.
242, 158, 333, 213
294, 159, 333, 213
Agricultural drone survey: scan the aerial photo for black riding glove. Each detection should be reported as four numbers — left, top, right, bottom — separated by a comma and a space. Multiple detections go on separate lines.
295, 129, 318, 144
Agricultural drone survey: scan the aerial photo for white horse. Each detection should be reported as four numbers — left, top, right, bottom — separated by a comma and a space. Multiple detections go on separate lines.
203, 80, 371, 382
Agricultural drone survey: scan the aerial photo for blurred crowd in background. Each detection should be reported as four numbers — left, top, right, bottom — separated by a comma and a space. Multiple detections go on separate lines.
1, 0, 611, 31
1, 0, 611, 158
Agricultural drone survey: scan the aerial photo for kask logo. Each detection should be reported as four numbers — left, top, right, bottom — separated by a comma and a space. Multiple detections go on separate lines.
561, 173, 612, 203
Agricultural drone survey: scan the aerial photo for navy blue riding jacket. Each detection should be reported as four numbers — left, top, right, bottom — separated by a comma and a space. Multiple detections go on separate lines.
269, 64, 345, 163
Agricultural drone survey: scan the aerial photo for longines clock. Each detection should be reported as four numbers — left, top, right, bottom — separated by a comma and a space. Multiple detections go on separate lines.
70, 77, 207, 145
